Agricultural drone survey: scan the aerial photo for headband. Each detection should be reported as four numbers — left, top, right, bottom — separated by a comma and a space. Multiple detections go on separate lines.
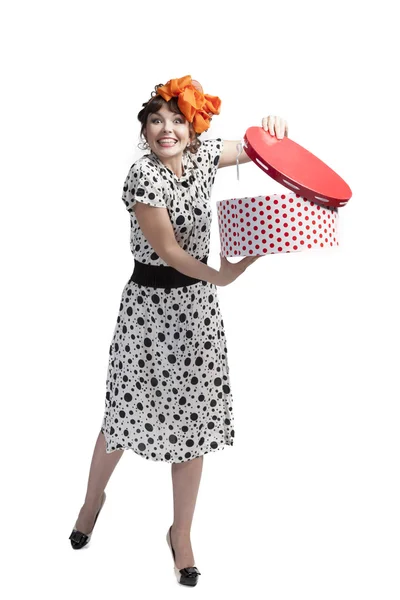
152, 75, 221, 134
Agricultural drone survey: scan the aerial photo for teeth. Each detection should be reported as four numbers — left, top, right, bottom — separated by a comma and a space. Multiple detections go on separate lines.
158, 140, 177, 144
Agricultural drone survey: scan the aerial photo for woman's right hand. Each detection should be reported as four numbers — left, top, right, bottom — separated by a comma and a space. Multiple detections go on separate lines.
215, 252, 264, 287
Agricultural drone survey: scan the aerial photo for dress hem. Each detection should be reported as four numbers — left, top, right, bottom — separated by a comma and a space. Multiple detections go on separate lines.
100, 429, 234, 463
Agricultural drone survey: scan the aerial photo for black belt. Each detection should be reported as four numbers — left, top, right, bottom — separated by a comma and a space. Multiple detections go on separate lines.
129, 255, 209, 288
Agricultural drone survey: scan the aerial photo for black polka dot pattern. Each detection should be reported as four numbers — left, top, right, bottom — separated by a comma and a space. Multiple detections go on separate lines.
100, 139, 235, 463
122, 139, 223, 265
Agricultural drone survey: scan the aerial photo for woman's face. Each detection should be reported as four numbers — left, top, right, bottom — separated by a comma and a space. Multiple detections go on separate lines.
144, 104, 191, 158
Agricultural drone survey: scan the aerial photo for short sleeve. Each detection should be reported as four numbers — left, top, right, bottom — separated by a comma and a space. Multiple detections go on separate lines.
122, 159, 167, 213
195, 138, 224, 185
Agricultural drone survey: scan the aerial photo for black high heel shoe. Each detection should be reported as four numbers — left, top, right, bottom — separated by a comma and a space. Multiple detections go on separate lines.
69, 491, 106, 550
166, 525, 201, 586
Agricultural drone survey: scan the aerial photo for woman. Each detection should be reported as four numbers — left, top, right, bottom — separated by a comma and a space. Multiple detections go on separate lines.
69, 75, 288, 586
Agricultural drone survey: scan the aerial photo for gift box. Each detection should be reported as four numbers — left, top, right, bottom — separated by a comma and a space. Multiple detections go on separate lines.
217, 192, 338, 257
216, 126, 350, 257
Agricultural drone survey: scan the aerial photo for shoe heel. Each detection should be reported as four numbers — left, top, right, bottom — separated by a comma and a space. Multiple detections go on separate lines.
166, 526, 180, 582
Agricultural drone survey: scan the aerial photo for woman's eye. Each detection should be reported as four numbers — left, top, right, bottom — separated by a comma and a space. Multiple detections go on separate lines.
151, 118, 183, 123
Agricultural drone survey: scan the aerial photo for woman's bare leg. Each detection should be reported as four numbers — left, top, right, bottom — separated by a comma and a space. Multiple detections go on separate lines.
73, 430, 124, 533
170, 455, 204, 569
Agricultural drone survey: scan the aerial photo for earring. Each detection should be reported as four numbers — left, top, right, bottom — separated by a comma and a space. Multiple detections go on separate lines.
138, 138, 150, 151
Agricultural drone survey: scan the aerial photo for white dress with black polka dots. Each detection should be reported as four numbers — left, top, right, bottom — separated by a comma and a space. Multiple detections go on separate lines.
100, 138, 235, 463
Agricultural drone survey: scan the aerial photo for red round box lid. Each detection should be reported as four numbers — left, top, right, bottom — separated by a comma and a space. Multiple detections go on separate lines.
243, 126, 352, 208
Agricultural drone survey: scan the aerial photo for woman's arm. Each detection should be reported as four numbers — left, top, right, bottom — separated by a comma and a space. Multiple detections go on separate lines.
219, 115, 289, 169
219, 140, 252, 168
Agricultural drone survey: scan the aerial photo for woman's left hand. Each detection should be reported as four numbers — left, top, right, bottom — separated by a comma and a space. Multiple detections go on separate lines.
262, 115, 289, 139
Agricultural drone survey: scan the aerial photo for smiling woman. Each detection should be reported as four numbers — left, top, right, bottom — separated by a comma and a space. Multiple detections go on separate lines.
142, 104, 192, 176
138, 91, 202, 158
151, 113, 182, 148
70, 75, 263, 587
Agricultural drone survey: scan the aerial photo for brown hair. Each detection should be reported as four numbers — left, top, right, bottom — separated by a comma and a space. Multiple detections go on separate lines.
137, 84, 202, 154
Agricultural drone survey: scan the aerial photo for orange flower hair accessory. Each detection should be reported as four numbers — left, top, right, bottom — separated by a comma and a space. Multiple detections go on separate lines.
155, 75, 221, 134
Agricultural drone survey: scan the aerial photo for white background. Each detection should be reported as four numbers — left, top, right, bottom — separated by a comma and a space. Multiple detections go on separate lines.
2, 0, 399, 598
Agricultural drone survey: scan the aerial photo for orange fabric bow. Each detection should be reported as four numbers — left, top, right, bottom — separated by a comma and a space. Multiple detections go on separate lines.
156, 75, 221, 134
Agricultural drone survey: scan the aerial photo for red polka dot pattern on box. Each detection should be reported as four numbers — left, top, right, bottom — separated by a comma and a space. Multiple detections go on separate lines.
217, 192, 339, 257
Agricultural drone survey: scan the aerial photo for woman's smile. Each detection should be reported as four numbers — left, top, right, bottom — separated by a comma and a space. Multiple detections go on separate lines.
157, 138, 178, 147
